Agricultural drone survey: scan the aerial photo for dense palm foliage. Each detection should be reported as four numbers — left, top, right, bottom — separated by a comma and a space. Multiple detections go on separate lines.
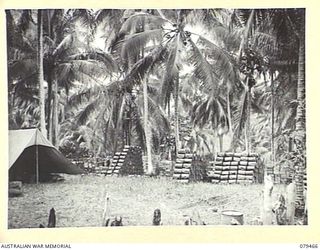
7, 8, 306, 207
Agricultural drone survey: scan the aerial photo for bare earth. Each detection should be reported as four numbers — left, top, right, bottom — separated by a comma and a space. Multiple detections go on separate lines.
8, 175, 286, 228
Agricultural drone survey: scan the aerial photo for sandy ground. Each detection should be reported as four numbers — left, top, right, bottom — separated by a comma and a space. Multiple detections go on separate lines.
8, 175, 286, 228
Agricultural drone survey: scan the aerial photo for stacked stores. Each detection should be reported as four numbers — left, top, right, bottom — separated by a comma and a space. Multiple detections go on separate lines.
159, 160, 173, 177
207, 152, 259, 184
173, 149, 194, 183
237, 154, 257, 184
106, 146, 143, 176
106, 152, 122, 176
93, 158, 109, 175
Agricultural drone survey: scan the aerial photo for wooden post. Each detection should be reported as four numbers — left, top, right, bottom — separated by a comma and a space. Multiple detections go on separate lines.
36, 145, 39, 184
102, 186, 110, 226
262, 175, 274, 225
286, 181, 296, 225
35, 130, 39, 184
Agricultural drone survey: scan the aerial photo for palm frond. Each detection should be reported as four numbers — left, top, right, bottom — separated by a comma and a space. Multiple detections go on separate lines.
124, 45, 167, 84
120, 13, 167, 35
75, 98, 99, 125
161, 36, 179, 107
71, 9, 96, 29
52, 33, 74, 57
197, 35, 239, 87
68, 87, 96, 107
120, 29, 163, 65
67, 49, 118, 72
188, 39, 219, 96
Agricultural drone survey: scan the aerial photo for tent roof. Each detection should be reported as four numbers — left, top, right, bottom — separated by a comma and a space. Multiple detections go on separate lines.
9, 128, 56, 169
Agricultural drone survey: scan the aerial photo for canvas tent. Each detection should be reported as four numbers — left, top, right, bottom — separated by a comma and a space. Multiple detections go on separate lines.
9, 128, 84, 183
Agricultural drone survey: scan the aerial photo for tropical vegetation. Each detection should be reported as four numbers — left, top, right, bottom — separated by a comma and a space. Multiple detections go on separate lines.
6, 8, 306, 209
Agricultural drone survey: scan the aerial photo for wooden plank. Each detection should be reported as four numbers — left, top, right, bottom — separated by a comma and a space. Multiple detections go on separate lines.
220, 175, 229, 180
175, 169, 190, 174
245, 170, 254, 175
215, 166, 223, 171
237, 175, 246, 180
229, 175, 237, 180
238, 165, 247, 170
244, 175, 254, 180
246, 165, 255, 170
240, 157, 250, 161
175, 163, 183, 168
183, 159, 193, 163
247, 157, 257, 161
183, 163, 192, 168
248, 162, 257, 166
181, 173, 190, 178
173, 174, 181, 179
177, 154, 185, 159
230, 166, 238, 170
238, 170, 246, 175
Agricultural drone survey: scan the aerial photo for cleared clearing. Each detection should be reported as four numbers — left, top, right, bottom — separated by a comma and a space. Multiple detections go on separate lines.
8, 175, 286, 228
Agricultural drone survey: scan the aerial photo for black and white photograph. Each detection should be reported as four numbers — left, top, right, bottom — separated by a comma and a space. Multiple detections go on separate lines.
6, 8, 307, 229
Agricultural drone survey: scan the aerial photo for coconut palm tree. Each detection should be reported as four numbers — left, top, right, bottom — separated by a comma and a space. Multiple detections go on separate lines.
235, 8, 306, 210
6, 9, 118, 146
117, 9, 242, 154
37, 10, 46, 136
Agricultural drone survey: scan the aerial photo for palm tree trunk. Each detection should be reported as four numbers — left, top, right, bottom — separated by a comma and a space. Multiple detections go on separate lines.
174, 76, 180, 152
271, 72, 275, 173
218, 134, 223, 152
245, 78, 251, 154
227, 89, 233, 135
143, 78, 153, 174
47, 75, 52, 141
52, 79, 59, 146
37, 10, 46, 137
167, 99, 171, 120
295, 23, 306, 211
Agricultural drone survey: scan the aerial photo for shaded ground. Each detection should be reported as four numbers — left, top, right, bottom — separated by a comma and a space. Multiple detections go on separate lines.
8, 175, 286, 228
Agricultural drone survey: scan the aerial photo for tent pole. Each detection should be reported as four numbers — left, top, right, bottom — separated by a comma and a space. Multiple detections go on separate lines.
35, 129, 39, 184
